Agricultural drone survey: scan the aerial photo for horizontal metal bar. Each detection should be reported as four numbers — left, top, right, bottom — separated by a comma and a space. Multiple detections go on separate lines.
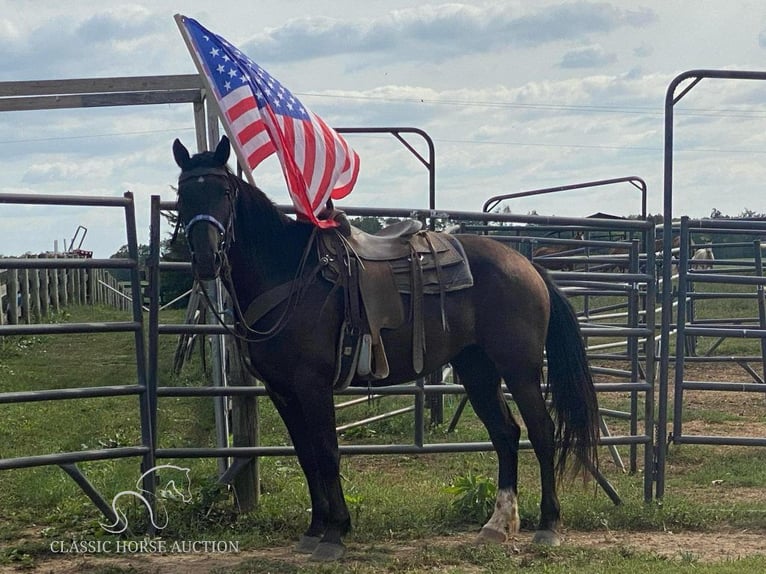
0, 447, 149, 471
156, 434, 649, 459
674, 435, 766, 447
684, 326, 766, 338
688, 273, 766, 286
0, 322, 141, 335
0, 258, 136, 269
158, 324, 229, 335
0, 192, 131, 207
580, 327, 653, 336
680, 381, 766, 392
0, 385, 145, 404
156, 381, 651, 398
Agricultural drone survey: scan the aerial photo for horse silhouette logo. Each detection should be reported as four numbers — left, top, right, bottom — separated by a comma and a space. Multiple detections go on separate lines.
100, 464, 193, 534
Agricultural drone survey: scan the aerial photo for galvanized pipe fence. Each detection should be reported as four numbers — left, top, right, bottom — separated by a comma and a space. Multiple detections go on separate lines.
0, 191, 152, 532
6, 190, 766, 528
670, 217, 766, 453
3, 68, 766, 530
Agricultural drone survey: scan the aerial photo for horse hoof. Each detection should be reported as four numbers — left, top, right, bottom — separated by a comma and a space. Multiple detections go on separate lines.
309, 541, 346, 562
532, 529, 561, 546
476, 527, 506, 544
294, 535, 322, 554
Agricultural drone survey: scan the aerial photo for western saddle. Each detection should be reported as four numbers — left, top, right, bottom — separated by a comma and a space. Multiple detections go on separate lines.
318, 215, 474, 389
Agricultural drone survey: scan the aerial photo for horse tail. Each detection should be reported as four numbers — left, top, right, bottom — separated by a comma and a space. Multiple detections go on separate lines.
534, 264, 600, 479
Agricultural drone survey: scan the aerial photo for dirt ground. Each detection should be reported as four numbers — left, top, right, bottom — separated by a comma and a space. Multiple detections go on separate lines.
3, 361, 766, 573
3, 529, 766, 574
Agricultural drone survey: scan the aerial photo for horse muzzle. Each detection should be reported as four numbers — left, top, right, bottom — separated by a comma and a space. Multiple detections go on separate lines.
186, 219, 226, 280
190, 249, 223, 280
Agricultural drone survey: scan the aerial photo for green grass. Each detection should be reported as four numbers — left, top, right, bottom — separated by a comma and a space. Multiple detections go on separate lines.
1, 305, 766, 573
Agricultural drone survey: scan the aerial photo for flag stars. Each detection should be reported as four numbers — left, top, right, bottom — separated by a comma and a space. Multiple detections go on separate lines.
228, 67, 238, 78
209, 47, 220, 58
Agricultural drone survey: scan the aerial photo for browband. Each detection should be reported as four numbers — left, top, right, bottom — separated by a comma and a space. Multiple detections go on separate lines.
178, 166, 230, 185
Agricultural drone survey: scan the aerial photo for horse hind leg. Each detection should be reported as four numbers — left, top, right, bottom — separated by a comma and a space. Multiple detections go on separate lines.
504, 371, 562, 546
451, 347, 521, 544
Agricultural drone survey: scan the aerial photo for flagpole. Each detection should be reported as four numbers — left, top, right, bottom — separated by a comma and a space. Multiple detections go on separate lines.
173, 14, 258, 187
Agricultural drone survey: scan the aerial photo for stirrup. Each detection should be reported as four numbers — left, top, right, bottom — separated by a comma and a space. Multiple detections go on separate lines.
333, 321, 360, 391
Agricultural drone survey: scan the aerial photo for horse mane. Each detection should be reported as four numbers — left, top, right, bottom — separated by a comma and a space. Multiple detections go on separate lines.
233, 176, 298, 241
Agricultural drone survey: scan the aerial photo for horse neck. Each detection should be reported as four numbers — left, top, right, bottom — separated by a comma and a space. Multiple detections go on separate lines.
226, 184, 315, 300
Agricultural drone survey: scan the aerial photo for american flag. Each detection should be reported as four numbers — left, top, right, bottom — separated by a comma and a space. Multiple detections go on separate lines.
176, 15, 360, 228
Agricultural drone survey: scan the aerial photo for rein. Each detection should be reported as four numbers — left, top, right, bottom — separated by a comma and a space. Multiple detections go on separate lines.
219, 225, 322, 343
177, 166, 324, 344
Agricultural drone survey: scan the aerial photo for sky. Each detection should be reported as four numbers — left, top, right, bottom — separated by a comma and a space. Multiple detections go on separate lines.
1, 1, 766, 257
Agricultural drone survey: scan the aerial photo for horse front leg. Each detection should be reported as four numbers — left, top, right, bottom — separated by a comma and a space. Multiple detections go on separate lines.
267, 383, 350, 562
298, 385, 350, 561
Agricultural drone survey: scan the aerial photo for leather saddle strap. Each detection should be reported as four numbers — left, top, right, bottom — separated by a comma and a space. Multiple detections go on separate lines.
424, 233, 449, 331
242, 281, 294, 328
410, 246, 425, 374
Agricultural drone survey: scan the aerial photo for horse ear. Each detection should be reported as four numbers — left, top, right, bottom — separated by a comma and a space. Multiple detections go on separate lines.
173, 139, 191, 169
214, 136, 231, 166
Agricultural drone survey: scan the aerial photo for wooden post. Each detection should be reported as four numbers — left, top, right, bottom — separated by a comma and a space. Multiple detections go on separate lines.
78, 268, 87, 305
88, 267, 96, 305
60, 266, 68, 308
65, 264, 74, 306
8, 269, 19, 325
0, 269, 5, 339
20, 268, 30, 324
227, 335, 260, 511
51, 261, 61, 314
29, 262, 41, 323
39, 255, 50, 319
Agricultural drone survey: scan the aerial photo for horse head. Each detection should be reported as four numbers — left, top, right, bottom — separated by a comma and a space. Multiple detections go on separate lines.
173, 136, 237, 280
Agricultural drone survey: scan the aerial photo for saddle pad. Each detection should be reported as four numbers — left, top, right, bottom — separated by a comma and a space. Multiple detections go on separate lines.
389, 233, 474, 295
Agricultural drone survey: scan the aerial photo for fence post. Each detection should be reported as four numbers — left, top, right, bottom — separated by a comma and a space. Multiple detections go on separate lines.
78, 268, 87, 305
227, 336, 260, 511
0, 268, 5, 337
39, 254, 50, 319
65, 264, 74, 306
28, 258, 41, 323
60, 265, 67, 310
8, 269, 19, 325
88, 267, 96, 306
20, 268, 30, 324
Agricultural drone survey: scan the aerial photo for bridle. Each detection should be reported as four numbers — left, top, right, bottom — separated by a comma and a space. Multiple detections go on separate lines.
176, 166, 321, 344
175, 167, 236, 253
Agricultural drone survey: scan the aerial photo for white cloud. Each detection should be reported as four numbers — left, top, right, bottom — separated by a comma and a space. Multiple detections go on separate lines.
0, 1, 765, 256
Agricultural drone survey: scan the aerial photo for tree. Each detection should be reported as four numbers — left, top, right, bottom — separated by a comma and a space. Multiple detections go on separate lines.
348, 216, 383, 234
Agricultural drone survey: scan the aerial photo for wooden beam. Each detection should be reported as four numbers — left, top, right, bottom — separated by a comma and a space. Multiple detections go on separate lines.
0, 89, 203, 112
0, 75, 202, 97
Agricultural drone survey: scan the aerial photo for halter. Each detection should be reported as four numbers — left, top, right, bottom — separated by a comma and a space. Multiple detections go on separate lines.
175, 166, 237, 247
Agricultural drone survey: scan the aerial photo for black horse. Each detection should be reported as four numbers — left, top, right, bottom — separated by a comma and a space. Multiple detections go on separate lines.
172, 136, 600, 561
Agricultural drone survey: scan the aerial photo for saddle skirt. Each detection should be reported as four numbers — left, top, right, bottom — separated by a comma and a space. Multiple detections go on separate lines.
318, 216, 474, 388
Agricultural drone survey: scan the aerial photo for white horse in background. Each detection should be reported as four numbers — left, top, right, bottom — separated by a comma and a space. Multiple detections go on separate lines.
691, 247, 715, 270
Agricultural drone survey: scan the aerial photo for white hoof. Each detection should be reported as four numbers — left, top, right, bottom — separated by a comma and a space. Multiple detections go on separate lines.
476, 526, 507, 544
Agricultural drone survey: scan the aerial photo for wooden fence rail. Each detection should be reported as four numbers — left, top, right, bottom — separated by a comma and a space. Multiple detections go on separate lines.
1, 255, 132, 327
